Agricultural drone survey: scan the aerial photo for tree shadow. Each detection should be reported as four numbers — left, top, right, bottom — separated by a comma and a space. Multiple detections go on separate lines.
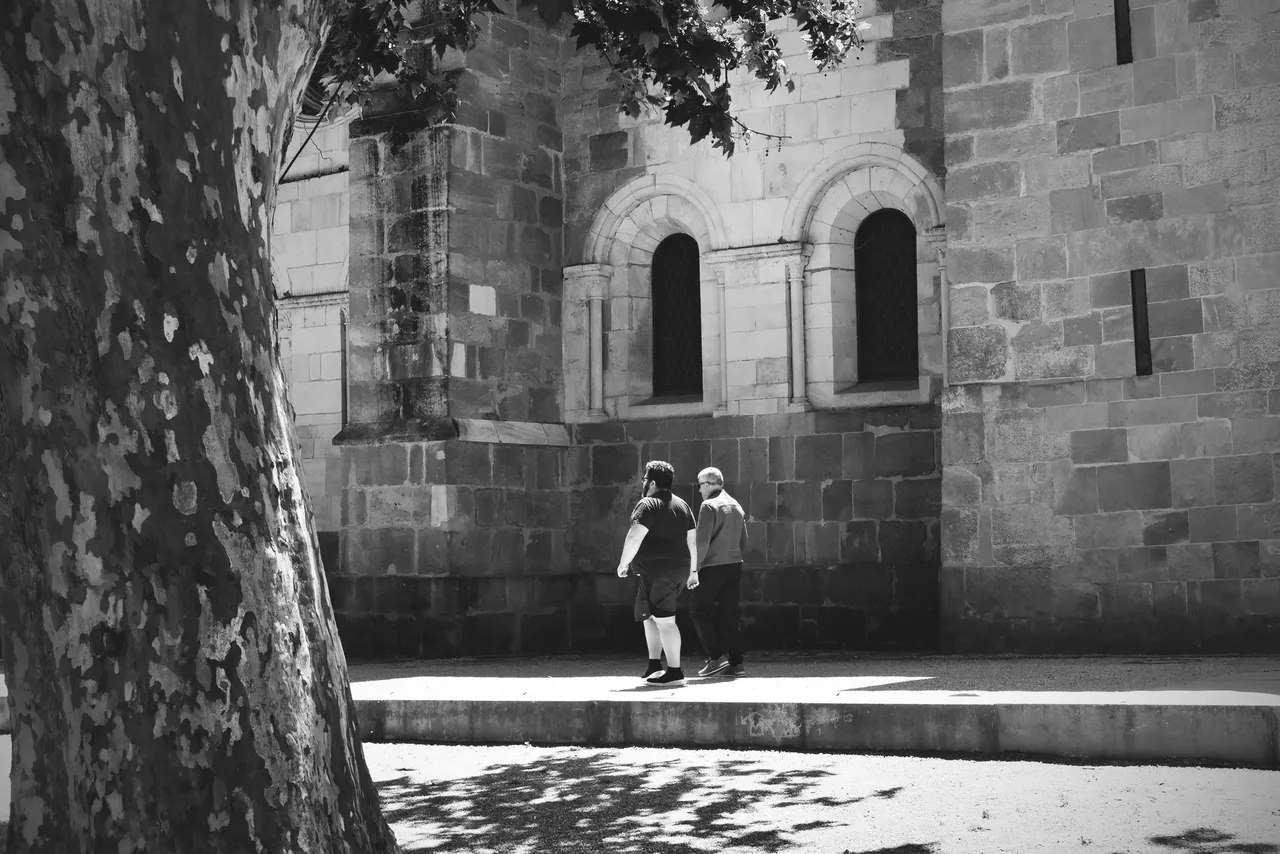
378, 751, 935, 853
1149, 828, 1280, 853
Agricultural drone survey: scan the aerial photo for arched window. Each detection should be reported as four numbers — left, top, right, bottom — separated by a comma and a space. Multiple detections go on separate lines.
855, 209, 919, 383
651, 234, 703, 397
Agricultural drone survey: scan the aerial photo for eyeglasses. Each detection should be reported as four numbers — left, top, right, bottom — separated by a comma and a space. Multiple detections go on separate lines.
698, 481, 715, 487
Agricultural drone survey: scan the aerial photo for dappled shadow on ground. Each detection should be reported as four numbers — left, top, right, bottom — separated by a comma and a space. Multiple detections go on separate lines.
379, 751, 928, 853
1149, 828, 1280, 853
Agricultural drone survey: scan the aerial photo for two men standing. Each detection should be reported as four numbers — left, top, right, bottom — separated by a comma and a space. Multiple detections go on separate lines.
616, 460, 746, 685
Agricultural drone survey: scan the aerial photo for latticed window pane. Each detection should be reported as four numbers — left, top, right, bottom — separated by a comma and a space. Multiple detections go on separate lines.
652, 234, 703, 397
855, 209, 919, 383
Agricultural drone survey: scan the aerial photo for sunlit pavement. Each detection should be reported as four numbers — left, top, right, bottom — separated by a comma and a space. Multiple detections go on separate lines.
368, 742, 1280, 854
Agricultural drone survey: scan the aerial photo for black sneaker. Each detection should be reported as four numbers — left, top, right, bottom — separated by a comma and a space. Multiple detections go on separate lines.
729, 662, 746, 677
697, 656, 731, 678
645, 667, 685, 686
642, 660, 663, 679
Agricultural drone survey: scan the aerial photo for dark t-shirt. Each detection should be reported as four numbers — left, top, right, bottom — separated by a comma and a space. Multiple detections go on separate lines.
630, 490, 696, 575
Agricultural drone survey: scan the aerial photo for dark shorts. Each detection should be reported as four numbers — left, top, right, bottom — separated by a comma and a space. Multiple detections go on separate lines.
634, 569, 685, 621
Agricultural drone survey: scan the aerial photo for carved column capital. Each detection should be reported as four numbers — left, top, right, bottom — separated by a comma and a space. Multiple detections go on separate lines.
563, 263, 613, 300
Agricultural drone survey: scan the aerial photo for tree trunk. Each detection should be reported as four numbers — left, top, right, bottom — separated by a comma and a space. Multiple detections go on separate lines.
0, 2, 399, 851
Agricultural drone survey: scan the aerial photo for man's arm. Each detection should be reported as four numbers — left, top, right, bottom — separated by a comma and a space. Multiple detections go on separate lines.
695, 504, 715, 568
686, 528, 699, 588
616, 523, 648, 576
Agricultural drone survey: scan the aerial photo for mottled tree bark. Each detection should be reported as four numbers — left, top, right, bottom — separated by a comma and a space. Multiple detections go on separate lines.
0, 1, 398, 851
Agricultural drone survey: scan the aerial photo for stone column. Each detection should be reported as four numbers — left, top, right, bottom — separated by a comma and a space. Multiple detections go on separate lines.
708, 263, 731, 413
588, 296, 604, 413
563, 263, 611, 419
785, 250, 812, 409
927, 228, 949, 388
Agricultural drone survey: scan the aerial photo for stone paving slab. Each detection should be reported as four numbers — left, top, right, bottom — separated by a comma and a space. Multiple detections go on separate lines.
348, 654, 1280, 767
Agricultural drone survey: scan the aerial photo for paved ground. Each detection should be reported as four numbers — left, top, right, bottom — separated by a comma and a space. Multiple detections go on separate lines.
368, 742, 1280, 854
348, 652, 1280, 696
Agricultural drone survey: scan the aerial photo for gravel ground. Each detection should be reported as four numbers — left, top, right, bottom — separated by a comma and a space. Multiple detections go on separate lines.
350, 653, 1280, 694
368, 742, 1280, 854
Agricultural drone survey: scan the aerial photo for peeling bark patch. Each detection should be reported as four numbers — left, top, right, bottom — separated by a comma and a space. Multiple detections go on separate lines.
96, 270, 121, 355
71, 493, 103, 585
163, 313, 179, 341
42, 450, 72, 522
0, 160, 25, 216
0, 60, 15, 134
174, 480, 198, 515
155, 387, 178, 419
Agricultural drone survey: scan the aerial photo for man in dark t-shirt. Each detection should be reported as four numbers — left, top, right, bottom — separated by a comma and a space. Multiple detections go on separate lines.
616, 460, 698, 686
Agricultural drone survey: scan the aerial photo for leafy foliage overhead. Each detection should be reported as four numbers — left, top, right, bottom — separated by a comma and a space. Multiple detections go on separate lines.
314, 0, 865, 154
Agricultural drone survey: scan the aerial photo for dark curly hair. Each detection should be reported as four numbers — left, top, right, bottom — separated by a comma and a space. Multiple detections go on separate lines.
644, 460, 675, 490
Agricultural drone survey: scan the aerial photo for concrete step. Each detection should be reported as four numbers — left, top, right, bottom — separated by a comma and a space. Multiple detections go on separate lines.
347, 654, 1280, 766
350, 672, 1280, 767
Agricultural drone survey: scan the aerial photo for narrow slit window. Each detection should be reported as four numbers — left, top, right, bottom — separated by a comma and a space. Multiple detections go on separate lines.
1131, 268, 1152, 376
1115, 0, 1133, 65
651, 234, 703, 397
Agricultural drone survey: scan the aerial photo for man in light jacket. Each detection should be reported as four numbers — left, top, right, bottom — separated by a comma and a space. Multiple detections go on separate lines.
690, 466, 748, 678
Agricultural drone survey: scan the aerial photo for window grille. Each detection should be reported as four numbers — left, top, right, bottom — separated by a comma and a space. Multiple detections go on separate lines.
651, 234, 704, 397
854, 209, 919, 383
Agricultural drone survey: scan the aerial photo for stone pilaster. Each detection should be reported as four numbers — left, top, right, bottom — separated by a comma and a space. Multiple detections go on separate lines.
563, 263, 611, 421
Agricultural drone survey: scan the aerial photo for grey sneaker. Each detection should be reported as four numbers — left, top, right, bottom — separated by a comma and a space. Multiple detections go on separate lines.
697, 656, 731, 678
730, 662, 746, 677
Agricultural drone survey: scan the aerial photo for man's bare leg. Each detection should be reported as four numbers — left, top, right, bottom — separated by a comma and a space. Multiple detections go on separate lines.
643, 617, 664, 661
653, 615, 681, 669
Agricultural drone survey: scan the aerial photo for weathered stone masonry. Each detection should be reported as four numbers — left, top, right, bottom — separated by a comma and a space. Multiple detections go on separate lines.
939, 0, 1280, 651
275, 0, 1280, 656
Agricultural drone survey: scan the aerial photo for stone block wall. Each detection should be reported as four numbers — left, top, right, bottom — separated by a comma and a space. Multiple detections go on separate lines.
339, 5, 565, 430
331, 428, 585, 658
328, 408, 941, 656
343, 118, 450, 427
277, 295, 345, 534
570, 409, 942, 651
446, 9, 567, 422
274, 170, 350, 297
940, 0, 1280, 650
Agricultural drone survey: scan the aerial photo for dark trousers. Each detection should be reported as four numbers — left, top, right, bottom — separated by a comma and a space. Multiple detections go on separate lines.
690, 562, 743, 665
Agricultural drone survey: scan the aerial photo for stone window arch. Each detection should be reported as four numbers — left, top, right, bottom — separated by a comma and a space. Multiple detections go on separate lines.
783, 144, 945, 408
855, 209, 919, 383
562, 176, 728, 420
651, 233, 703, 397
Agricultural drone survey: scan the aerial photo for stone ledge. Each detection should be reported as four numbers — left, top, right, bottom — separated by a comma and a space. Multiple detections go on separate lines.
352, 694, 1280, 767
810, 375, 935, 409
333, 418, 459, 445
276, 290, 347, 309
333, 418, 571, 447
623, 398, 716, 420
455, 419, 571, 446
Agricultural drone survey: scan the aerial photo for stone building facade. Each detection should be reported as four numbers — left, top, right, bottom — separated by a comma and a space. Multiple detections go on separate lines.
938, 0, 1280, 650
273, 0, 1280, 658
